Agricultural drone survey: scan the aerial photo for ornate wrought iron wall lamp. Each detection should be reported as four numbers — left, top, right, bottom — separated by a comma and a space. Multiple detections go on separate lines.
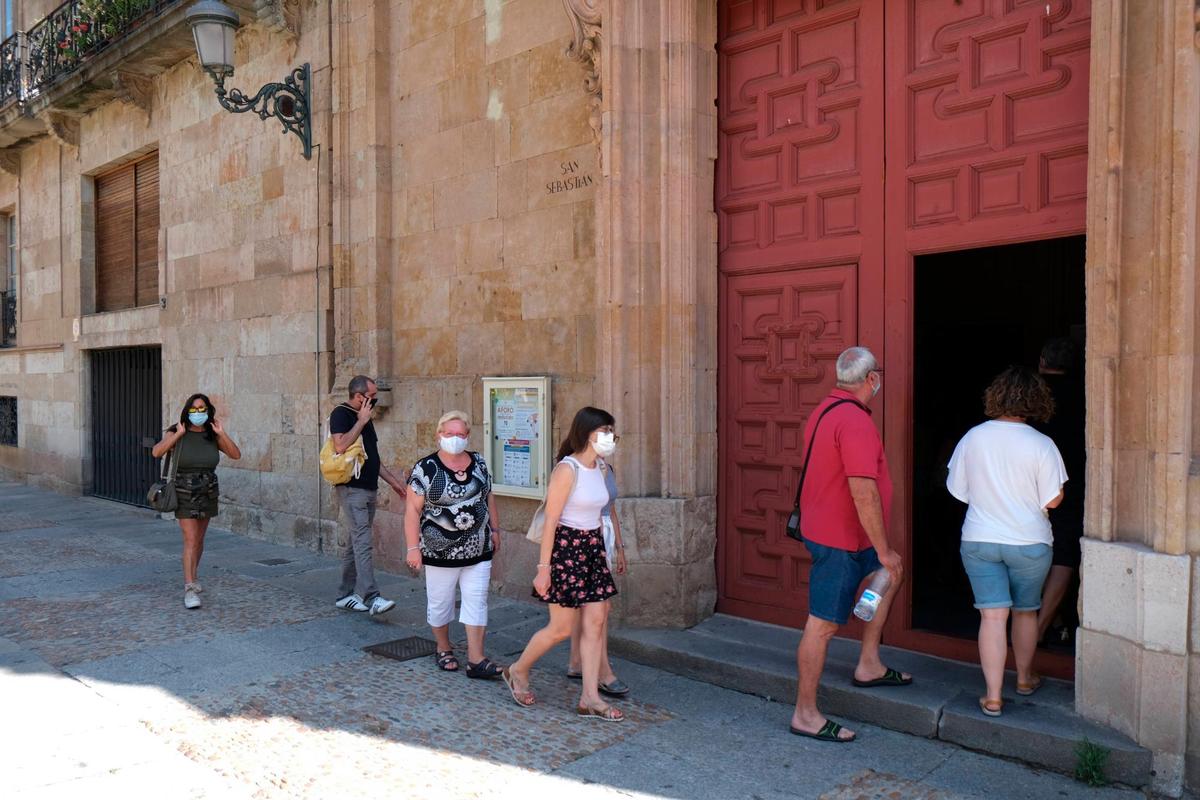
186, 1, 312, 159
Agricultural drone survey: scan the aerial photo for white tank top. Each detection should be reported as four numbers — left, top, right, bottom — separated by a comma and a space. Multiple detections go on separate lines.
557, 456, 608, 531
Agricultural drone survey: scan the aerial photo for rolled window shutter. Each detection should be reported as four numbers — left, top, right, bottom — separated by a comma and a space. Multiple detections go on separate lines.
134, 155, 160, 308
95, 165, 136, 313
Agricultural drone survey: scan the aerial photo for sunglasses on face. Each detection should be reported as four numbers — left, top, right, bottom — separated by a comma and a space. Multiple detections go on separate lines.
188, 406, 208, 414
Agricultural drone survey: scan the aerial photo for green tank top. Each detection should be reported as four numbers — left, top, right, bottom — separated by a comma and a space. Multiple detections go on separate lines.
175, 429, 220, 472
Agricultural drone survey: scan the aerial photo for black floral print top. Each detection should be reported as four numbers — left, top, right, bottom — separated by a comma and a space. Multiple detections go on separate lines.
407, 452, 493, 567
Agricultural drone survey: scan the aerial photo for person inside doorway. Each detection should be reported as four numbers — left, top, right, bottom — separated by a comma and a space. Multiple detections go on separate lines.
151, 393, 241, 610
790, 347, 911, 744
946, 367, 1066, 717
1032, 338, 1086, 647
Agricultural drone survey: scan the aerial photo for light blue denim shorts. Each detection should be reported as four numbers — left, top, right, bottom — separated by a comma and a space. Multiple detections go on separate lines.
959, 541, 1052, 611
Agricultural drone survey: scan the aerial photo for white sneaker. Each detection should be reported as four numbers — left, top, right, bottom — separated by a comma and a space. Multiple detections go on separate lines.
368, 596, 396, 616
335, 594, 369, 612
184, 584, 202, 610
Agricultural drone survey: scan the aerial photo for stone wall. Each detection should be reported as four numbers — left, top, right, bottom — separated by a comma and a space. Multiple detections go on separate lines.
0, 0, 720, 628
1078, 2, 1200, 795
0, 6, 337, 551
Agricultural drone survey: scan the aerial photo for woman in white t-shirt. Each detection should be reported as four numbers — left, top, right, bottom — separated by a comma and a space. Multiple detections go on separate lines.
947, 367, 1066, 718
501, 407, 624, 722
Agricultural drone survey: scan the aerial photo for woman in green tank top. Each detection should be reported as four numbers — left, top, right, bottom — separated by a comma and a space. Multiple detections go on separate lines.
152, 392, 242, 610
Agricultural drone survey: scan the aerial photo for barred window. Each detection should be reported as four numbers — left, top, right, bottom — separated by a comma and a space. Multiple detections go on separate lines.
1, 212, 13, 348
0, 396, 15, 446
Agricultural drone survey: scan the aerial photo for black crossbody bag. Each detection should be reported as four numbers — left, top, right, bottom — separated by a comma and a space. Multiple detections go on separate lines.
784, 399, 856, 543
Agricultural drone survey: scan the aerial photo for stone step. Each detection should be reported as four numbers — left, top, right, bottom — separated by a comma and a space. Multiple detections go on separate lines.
609, 614, 1151, 788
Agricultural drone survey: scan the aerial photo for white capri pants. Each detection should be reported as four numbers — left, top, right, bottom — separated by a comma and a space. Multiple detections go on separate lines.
425, 561, 492, 627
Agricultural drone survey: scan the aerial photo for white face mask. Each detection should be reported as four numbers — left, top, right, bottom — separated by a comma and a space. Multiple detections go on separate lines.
593, 431, 617, 458
439, 435, 468, 455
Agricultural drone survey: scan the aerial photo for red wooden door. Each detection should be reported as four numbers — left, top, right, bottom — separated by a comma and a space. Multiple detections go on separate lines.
717, 0, 1090, 668
717, 0, 886, 626
881, 0, 1091, 673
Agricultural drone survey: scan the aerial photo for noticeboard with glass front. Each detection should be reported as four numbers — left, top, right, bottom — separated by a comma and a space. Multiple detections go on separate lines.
482, 376, 550, 499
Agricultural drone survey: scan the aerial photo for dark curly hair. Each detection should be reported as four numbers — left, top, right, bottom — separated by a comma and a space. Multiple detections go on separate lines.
983, 367, 1055, 422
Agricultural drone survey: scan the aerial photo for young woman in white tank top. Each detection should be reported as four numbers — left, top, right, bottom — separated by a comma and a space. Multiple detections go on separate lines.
501, 407, 625, 722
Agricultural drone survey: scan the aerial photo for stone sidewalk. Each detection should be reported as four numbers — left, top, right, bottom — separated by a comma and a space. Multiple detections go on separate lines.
0, 482, 1148, 799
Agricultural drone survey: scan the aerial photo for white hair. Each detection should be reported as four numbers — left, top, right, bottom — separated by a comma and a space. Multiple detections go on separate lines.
835, 346, 878, 386
436, 410, 471, 433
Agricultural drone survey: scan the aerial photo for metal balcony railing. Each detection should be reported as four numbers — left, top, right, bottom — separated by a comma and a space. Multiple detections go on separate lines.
0, 33, 21, 107
0, 0, 179, 106
0, 289, 14, 348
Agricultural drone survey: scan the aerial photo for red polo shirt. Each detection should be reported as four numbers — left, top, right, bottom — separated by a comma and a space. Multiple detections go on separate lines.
798, 389, 892, 552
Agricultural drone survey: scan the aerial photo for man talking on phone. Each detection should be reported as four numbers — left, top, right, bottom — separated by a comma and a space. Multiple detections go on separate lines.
331, 375, 407, 617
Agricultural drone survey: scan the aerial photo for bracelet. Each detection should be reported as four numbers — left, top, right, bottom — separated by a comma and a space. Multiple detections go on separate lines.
407, 546, 420, 552
537, 563, 551, 568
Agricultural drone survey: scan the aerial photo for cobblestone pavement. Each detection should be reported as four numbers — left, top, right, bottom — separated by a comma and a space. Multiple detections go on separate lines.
0, 482, 1147, 800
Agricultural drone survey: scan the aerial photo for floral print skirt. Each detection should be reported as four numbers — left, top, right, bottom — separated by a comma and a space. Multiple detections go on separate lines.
532, 524, 618, 608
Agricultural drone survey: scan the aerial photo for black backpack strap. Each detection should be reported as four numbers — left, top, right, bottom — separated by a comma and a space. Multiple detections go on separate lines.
790, 399, 856, 511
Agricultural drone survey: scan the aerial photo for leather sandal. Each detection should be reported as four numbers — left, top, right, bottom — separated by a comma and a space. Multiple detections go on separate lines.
435, 651, 459, 672
501, 667, 536, 707
1016, 674, 1043, 696
979, 697, 1004, 717
576, 703, 625, 722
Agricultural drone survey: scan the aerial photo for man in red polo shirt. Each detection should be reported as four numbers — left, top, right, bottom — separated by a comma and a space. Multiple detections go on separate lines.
789, 346, 912, 743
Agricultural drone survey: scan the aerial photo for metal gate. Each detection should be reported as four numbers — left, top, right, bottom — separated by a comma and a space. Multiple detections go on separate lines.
90, 347, 161, 506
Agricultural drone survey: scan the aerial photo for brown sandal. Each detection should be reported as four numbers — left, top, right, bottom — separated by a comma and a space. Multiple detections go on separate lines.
979, 697, 1004, 717
576, 703, 625, 722
1016, 674, 1043, 696
501, 667, 536, 707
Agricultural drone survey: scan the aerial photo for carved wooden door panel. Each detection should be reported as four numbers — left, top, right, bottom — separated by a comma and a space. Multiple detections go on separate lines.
880, 0, 1090, 659
717, 0, 885, 625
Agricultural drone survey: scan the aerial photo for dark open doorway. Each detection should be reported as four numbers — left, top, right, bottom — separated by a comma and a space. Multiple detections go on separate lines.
911, 236, 1085, 656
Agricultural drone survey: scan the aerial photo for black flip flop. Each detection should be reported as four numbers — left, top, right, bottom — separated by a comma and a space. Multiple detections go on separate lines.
465, 657, 503, 680
852, 667, 912, 688
789, 719, 856, 743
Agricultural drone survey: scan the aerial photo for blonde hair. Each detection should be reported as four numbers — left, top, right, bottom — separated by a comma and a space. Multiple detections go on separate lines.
436, 410, 471, 435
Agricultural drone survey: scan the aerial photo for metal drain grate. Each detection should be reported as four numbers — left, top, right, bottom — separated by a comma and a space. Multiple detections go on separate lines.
363, 636, 439, 662
253, 558, 294, 566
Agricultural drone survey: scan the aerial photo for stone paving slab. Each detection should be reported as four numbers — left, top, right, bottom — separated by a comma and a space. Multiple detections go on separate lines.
0, 571, 338, 667
612, 615, 1149, 784
0, 481, 1154, 799
134, 654, 672, 799
938, 690, 1153, 788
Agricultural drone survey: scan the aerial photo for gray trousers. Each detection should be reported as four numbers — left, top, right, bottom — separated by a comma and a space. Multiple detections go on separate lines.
336, 486, 379, 601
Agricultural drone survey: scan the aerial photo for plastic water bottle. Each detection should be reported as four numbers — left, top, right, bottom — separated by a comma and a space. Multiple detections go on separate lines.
853, 570, 892, 622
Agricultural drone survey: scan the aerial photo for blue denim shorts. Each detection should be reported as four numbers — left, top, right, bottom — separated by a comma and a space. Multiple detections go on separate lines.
959, 541, 1053, 611
803, 539, 883, 625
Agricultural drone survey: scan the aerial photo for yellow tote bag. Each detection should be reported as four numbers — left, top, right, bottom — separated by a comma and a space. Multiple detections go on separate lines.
319, 410, 367, 485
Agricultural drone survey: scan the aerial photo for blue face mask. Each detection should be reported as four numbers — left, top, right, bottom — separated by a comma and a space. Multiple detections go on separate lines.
188, 412, 209, 427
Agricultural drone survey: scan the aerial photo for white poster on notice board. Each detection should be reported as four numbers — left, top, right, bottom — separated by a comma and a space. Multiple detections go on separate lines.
484, 377, 551, 499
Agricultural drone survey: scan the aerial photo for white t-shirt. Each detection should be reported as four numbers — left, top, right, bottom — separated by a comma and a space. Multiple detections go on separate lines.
557, 456, 609, 531
946, 420, 1068, 546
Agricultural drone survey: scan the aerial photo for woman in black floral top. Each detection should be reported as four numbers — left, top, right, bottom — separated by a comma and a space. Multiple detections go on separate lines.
404, 411, 503, 678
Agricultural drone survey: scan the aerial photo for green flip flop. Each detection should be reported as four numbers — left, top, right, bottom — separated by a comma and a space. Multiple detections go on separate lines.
852, 666, 912, 688
789, 719, 856, 743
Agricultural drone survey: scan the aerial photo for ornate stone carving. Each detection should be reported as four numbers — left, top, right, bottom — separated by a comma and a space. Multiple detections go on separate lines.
256, 0, 302, 38
44, 112, 80, 150
561, 0, 602, 144
111, 70, 155, 114
0, 149, 19, 177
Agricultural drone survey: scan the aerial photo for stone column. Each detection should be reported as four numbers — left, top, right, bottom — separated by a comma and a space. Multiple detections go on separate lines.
1078, 2, 1200, 795
578, 0, 718, 626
